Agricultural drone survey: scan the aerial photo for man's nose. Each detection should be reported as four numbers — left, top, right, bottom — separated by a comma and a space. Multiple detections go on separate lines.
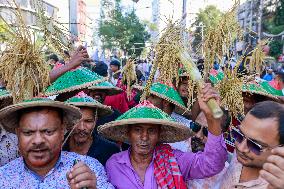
32, 132, 45, 145
237, 138, 250, 153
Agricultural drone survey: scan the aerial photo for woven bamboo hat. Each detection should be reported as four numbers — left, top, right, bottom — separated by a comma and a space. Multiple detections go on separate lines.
0, 97, 81, 133
65, 91, 113, 117
45, 67, 104, 96
242, 80, 283, 101
134, 82, 188, 113
88, 81, 123, 96
98, 100, 193, 143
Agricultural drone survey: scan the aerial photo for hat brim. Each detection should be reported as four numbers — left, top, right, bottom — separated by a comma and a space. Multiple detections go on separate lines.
242, 89, 280, 101
67, 102, 113, 117
98, 118, 194, 143
45, 79, 104, 96
134, 85, 189, 114
0, 101, 81, 133
88, 86, 123, 96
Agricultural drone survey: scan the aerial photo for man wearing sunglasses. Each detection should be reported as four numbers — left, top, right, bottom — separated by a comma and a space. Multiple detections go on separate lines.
219, 101, 284, 189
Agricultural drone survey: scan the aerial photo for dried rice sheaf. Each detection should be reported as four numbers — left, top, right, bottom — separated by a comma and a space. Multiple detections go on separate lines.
0, 1, 50, 103
122, 59, 137, 100
141, 20, 184, 101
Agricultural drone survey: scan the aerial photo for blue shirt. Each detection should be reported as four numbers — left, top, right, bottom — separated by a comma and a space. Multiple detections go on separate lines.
0, 151, 114, 189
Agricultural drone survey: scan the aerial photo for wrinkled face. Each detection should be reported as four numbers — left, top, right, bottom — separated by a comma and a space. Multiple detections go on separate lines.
178, 79, 189, 98
110, 65, 119, 73
243, 94, 256, 115
16, 109, 64, 170
128, 124, 160, 156
89, 91, 106, 103
71, 108, 95, 144
235, 113, 279, 168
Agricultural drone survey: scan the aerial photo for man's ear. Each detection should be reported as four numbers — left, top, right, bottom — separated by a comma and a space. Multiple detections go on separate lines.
15, 128, 19, 136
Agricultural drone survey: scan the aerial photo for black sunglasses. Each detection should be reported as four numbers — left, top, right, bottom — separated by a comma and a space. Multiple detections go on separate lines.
190, 122, 208, 137
231, 127, 282, 155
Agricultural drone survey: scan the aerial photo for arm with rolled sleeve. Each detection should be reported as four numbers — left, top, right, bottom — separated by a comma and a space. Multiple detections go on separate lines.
174, 132, 227, 180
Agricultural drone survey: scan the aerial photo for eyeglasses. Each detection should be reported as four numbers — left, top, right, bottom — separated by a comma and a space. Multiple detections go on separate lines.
231, 127, 282, 155
190, 122, 208, 137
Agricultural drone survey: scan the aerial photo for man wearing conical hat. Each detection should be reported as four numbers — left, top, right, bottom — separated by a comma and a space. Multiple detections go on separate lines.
63, 92, 120, 166
98, 84, 227, 188
0, 98, 114, 188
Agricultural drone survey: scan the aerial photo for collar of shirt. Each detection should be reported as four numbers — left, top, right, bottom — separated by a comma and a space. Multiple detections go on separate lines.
21, 152, 64, 181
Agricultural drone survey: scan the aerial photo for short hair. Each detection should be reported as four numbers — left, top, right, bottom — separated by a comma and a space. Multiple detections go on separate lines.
249, 101, 284, 144
18, 107, 64, 124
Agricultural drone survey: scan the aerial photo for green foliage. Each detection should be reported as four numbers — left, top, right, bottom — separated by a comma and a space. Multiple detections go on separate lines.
98, 0, 150, 57
192, 5, 223, 50
269, 40, 283, 58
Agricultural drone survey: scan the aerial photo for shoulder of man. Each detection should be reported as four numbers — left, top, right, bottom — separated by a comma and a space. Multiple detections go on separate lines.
106, 150, 128, 168
95, 135, 120, 152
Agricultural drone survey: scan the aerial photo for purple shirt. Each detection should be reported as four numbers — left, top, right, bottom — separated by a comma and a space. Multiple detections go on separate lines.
106, 132, 227, 189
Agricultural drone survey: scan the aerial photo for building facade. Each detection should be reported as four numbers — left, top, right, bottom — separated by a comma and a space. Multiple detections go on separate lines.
0, 0, 58, 26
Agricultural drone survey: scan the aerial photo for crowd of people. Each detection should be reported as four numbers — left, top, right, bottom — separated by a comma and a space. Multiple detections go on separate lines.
0, 43, 283, 189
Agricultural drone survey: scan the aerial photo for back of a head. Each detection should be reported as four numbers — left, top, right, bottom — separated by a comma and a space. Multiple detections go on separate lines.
94, 61, 108, 77
249, 101, 284, 144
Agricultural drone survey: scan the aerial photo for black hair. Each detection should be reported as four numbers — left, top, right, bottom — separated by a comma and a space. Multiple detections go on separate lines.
249, 101, 284, 144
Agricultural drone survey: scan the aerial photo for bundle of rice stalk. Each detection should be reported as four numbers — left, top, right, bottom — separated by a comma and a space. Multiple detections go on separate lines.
36, 3, 72, 58
215, 70, 244, 118
122, 59, 137, 100
141, 20, 183, 101
248, 40, 269, 74
0, 2, 50, 103
203, 1, 243, 76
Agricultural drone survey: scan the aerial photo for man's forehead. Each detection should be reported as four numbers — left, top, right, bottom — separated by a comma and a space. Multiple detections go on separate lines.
241, 114, 279, 145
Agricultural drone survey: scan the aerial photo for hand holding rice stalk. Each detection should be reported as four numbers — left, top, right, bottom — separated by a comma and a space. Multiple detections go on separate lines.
179, 50, 223, 119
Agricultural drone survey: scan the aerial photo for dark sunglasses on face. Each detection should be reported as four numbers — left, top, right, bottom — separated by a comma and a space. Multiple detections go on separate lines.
231, 127, 283, 155
190, 122, 208, 137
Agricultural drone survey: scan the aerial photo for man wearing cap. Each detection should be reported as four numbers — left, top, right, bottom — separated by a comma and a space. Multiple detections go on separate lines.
109, 59, 121, 86
63, 92, 120, 166
0, 98, 114, 189
99, 84, 227, 188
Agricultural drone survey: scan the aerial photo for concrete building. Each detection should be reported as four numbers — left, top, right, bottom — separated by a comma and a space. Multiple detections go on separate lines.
0, 0, 58, 26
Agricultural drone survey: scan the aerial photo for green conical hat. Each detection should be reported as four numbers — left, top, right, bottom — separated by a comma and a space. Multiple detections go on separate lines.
45, 67, 104, 96
260, 80, 283, 97
135, 82, 187, 113
98, 100, 193, 143
0, 97, 81, 133
242, 80, 283, 100
88, 81, 123, 96
65, 91, 113, 117
209, 69, 224, 85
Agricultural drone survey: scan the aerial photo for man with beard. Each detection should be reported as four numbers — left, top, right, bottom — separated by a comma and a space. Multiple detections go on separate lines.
0, 98, 114, 188
63, 92, 120, 166
219, 101, 284, 188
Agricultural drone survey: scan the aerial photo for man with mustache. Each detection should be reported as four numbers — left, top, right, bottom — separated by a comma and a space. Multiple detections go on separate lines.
219, 101, 284, 188
63, 92, 120, 166
0, 98, 114, 189
98, 84, 228, 188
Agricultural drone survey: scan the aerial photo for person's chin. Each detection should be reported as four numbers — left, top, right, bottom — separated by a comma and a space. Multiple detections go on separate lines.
237, 152, 252, 165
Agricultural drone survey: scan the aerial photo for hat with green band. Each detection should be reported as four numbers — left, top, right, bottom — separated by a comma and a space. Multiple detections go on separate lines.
134, 82, 188, 113
88, 81, 123, 96
65, 91, 113, 117
45, 67, 104, 96
0, 97, 81, 133
209, 69, 224, 85
98, 100, 193, 143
